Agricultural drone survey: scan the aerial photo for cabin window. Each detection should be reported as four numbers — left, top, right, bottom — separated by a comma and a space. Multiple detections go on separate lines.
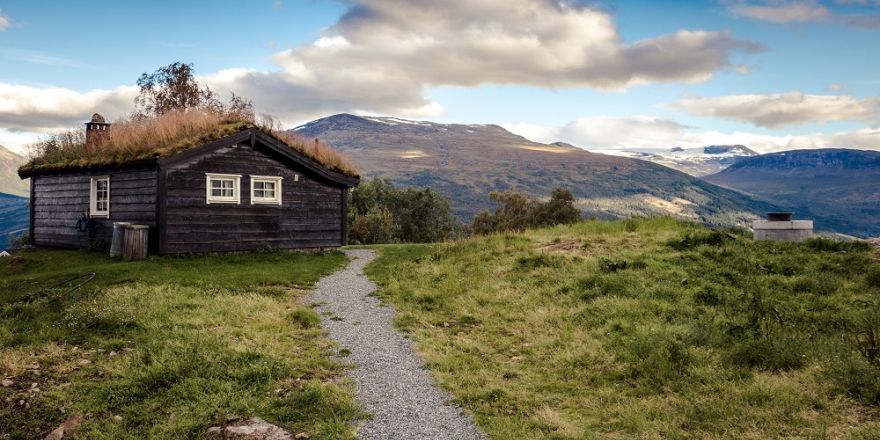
250, 176, 283, 205
90, 176, 110, 218
205, 173, 241, 204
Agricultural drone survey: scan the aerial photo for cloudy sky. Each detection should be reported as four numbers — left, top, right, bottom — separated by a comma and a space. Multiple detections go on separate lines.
0, 0, 878, 155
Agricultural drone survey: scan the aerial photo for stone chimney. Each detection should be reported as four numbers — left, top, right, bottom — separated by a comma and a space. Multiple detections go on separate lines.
85, 113, 110, 147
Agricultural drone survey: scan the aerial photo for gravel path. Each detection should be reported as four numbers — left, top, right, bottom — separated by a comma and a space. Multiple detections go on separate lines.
308, 249, 483, 440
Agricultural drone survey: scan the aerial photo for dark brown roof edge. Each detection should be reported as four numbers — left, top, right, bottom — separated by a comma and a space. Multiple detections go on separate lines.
156, 128, 359, 187
251, 129, 360, 187
18, 158, 159, 179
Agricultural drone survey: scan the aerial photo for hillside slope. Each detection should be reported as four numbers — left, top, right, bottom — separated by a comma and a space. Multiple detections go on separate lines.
0, 192, 28, 250
0, 145, 28, 197
705, 148, 880, 237
366, 219, 880, 438
294, 114, 775, 227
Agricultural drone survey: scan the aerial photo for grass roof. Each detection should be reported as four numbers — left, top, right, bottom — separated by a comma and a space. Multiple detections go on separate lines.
19, 110, 359, 177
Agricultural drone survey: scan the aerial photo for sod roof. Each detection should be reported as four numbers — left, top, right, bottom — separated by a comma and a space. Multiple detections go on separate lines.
18, 111, 359, 179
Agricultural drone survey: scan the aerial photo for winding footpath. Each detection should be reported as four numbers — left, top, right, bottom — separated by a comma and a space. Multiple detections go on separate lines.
308, 249, 483, 440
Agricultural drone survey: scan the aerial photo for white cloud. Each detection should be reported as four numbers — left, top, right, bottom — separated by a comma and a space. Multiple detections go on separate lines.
673, 92, 880, 128
0, 0, 760, 133
0, 83, 137, 132
267, 0, 759, 93
205, 0, 757, 120
0, 129, 43, 155
503, 116, 880, 154
828, 82, 846, 91
726, 0, 880, 28
0, 49, 82, 67
0, 10, 9, 31
728, 1, 831, 23
734, 64, 755, 75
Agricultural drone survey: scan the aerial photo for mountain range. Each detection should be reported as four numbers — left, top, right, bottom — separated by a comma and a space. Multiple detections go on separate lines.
705, 149, 880, 237
294, 114, 774, 227
0, 115, 874, 241
0, 145, 29, 197
602, 145, 758, 177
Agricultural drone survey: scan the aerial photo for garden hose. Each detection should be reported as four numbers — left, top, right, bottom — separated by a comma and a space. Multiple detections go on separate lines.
17, 272, 96, 304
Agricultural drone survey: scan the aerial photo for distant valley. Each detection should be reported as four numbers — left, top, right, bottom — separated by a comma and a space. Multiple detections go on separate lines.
0, 145, 30, 250
294, 114, 775, 228
705, 149, 880, 237
0, 192, 28, 251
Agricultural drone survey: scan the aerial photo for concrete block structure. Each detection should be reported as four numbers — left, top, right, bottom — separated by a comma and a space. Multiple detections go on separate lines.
753, 212, 813, 242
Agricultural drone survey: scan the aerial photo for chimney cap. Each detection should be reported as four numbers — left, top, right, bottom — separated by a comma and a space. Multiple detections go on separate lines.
767, 212, 794, 221
89, 113, 107, 124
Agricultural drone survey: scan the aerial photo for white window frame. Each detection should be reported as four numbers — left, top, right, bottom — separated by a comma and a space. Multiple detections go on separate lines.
205, 173, 241, 204
90, 175, 110, 218
250, 175, 283, 205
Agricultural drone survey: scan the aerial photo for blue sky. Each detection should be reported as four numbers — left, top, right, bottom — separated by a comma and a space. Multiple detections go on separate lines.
1, 0, 878, 154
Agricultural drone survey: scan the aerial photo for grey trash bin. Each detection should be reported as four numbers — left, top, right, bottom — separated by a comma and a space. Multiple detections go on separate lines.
110, 222, 131, 258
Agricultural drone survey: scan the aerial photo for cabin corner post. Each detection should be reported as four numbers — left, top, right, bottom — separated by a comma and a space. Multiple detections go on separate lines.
156, 166, 168, 255
28, 177, 35, 245
341, 186, 349, 246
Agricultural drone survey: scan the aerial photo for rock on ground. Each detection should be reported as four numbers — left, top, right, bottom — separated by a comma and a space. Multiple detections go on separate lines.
205, 417, 293, 440
44, 414, 83, 440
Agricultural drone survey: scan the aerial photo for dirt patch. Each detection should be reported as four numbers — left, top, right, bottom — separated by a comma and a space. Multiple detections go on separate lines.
537, 239, 582, 253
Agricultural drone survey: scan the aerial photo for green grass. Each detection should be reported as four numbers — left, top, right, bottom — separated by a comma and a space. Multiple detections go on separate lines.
365, 217, 880, 439
0, 249, 361, 439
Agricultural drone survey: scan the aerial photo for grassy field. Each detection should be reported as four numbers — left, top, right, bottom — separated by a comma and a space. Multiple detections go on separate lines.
0, 250, 361, 439
365, 217, 880, 439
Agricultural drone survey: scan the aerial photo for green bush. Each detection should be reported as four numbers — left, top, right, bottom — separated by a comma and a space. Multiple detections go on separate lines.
473, 187, 581, 234
348, 178, 457, 244
350, 206, 396, 245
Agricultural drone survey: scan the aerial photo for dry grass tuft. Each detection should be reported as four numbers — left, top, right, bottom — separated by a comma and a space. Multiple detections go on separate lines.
274, 130, 359, 178
20, 110, 358, 177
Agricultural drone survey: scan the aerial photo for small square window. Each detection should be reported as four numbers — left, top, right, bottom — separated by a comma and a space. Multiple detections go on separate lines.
250, 176, 283, 205
206, 173, 241, 204
90, 176, 110, 218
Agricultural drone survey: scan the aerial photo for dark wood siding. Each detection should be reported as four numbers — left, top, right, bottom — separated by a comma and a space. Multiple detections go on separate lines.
162, 142, 344, 254
31, 169, 158, 248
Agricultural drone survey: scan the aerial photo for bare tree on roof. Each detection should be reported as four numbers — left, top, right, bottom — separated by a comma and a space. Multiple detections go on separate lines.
134, 62, 254, 120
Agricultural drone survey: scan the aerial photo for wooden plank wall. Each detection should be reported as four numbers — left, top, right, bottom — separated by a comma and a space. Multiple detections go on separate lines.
32, 169, 158, 248
163, 143, 343, 253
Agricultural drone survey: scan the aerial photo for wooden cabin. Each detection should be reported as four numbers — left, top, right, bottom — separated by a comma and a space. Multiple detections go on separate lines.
18, 114, 359, 254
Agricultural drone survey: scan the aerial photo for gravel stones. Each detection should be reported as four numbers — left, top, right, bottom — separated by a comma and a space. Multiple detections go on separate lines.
308, 249, 483, 440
